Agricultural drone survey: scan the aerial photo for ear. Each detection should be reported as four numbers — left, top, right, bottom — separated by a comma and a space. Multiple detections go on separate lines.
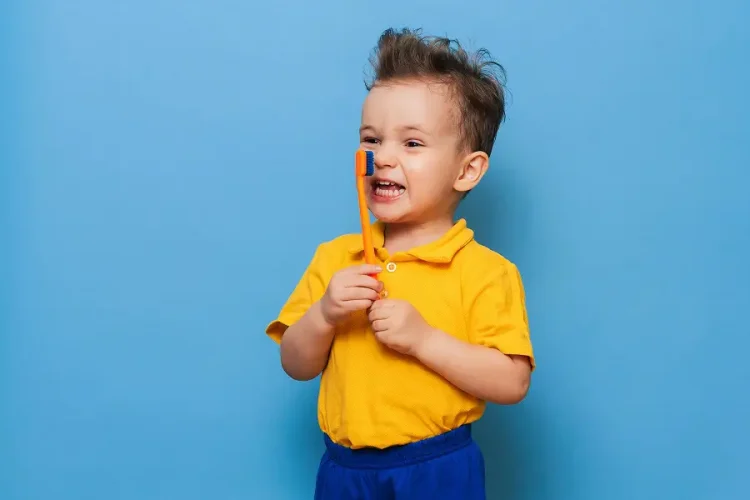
453, 151, 489, 193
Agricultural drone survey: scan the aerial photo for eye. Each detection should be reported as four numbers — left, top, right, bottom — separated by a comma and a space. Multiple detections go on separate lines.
405, 140, 423, 148
361, 136, 380, 145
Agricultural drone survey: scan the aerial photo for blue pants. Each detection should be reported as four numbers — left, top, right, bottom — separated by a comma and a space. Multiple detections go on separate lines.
314, 425, 485, 500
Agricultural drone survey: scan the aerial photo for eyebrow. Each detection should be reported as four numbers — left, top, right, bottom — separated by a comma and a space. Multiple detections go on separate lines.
399, 125, 428, 135
358, 124, 429, 134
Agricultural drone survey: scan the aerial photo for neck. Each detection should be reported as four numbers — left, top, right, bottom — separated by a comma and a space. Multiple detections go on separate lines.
383, 215, 456, 254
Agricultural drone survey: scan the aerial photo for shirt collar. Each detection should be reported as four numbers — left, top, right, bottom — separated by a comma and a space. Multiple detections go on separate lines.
348, 218, 474, 263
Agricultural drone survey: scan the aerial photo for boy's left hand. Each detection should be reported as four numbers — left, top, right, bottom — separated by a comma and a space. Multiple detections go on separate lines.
368, 299, 433, 357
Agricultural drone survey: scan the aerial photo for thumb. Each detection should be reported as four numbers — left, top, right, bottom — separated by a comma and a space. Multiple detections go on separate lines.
354, 264, 383, 275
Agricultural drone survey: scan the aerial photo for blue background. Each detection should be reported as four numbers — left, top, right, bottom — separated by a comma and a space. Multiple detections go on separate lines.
2, 1, 749, 499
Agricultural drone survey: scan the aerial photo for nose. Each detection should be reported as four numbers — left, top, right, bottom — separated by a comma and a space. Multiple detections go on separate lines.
374, 143, 397, 170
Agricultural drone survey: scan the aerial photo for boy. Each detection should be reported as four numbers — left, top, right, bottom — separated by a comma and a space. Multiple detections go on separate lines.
266, 27, 535, 499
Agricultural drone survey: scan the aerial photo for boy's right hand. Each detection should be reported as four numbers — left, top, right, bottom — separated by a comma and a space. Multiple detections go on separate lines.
320, 264, 383, 326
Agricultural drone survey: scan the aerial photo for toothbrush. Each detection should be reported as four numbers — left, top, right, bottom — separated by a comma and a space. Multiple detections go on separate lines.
355, 149, 378, 277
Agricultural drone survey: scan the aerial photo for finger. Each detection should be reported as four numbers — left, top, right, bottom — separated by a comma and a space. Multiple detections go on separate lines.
346, 264, 383, 276
345, 275, 383, 291
371, 319, 388, 332
374, 330, 391, 345
345, 299, 375, 311
370, 298, 394, 310
341, 287, 381, 302
369, 296, 392, 308
368, 306, 389, 321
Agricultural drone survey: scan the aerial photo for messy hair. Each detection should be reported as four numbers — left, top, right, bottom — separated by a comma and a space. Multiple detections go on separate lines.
366, 27, 507, 156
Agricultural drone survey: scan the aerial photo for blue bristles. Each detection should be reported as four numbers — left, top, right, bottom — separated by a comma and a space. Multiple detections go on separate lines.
365, 150, 374, 176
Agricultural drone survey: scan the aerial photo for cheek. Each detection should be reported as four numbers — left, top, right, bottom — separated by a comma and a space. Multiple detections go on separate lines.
405, 157, 456, 194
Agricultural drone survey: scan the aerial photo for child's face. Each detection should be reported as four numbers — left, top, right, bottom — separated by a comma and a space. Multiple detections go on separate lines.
359, 79, 474, 224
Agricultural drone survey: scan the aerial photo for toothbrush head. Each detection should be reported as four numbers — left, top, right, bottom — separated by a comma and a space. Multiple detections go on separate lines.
356, 150, 375, 176
366, 150, 374, 176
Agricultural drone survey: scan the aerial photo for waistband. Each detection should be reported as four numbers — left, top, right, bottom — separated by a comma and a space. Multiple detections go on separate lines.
323, 425, 472, 469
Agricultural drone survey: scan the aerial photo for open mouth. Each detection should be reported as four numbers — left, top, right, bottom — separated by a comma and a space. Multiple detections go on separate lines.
372, 180, 406, 199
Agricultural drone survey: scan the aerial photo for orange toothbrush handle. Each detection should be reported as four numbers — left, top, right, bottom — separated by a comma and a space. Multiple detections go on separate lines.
356, 170, 377, 278
357, 176, 377, 270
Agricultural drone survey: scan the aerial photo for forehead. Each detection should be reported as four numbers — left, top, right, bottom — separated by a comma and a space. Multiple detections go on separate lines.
361, 80, 457, 133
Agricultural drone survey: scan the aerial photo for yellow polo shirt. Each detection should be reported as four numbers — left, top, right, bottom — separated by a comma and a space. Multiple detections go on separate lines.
266, 219, 534, 449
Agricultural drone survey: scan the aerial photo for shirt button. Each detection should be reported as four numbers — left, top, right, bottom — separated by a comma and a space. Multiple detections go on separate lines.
386, 262, 397, 273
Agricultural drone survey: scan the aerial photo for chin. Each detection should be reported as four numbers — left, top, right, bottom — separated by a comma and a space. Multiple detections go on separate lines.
366, 192, 408, 222
371, 209, 406, 223
369, 204, 412, 224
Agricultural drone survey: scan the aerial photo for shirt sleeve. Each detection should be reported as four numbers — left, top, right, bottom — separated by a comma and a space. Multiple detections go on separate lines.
265, 244, 329, 344
466, 262, 535, 370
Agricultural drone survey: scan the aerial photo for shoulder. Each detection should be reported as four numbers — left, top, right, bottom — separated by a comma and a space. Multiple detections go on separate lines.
455, 240, 520, 279
454, 241, 528, 315
314, 232, 360, 255
307, 232, 362, 269
451, 240, 526, 299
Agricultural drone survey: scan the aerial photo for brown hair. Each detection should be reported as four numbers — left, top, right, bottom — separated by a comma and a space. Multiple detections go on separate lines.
366, 28, 507, 156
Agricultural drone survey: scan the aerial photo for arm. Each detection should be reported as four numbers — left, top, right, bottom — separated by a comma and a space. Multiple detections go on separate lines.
369, 261, 534, 403
276, 263, 383, 381
415, 328, 531, 404
279, 301, 335, 381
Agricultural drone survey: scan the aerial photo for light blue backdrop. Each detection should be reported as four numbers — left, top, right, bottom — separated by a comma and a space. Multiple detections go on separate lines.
3, 1, 749, 499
